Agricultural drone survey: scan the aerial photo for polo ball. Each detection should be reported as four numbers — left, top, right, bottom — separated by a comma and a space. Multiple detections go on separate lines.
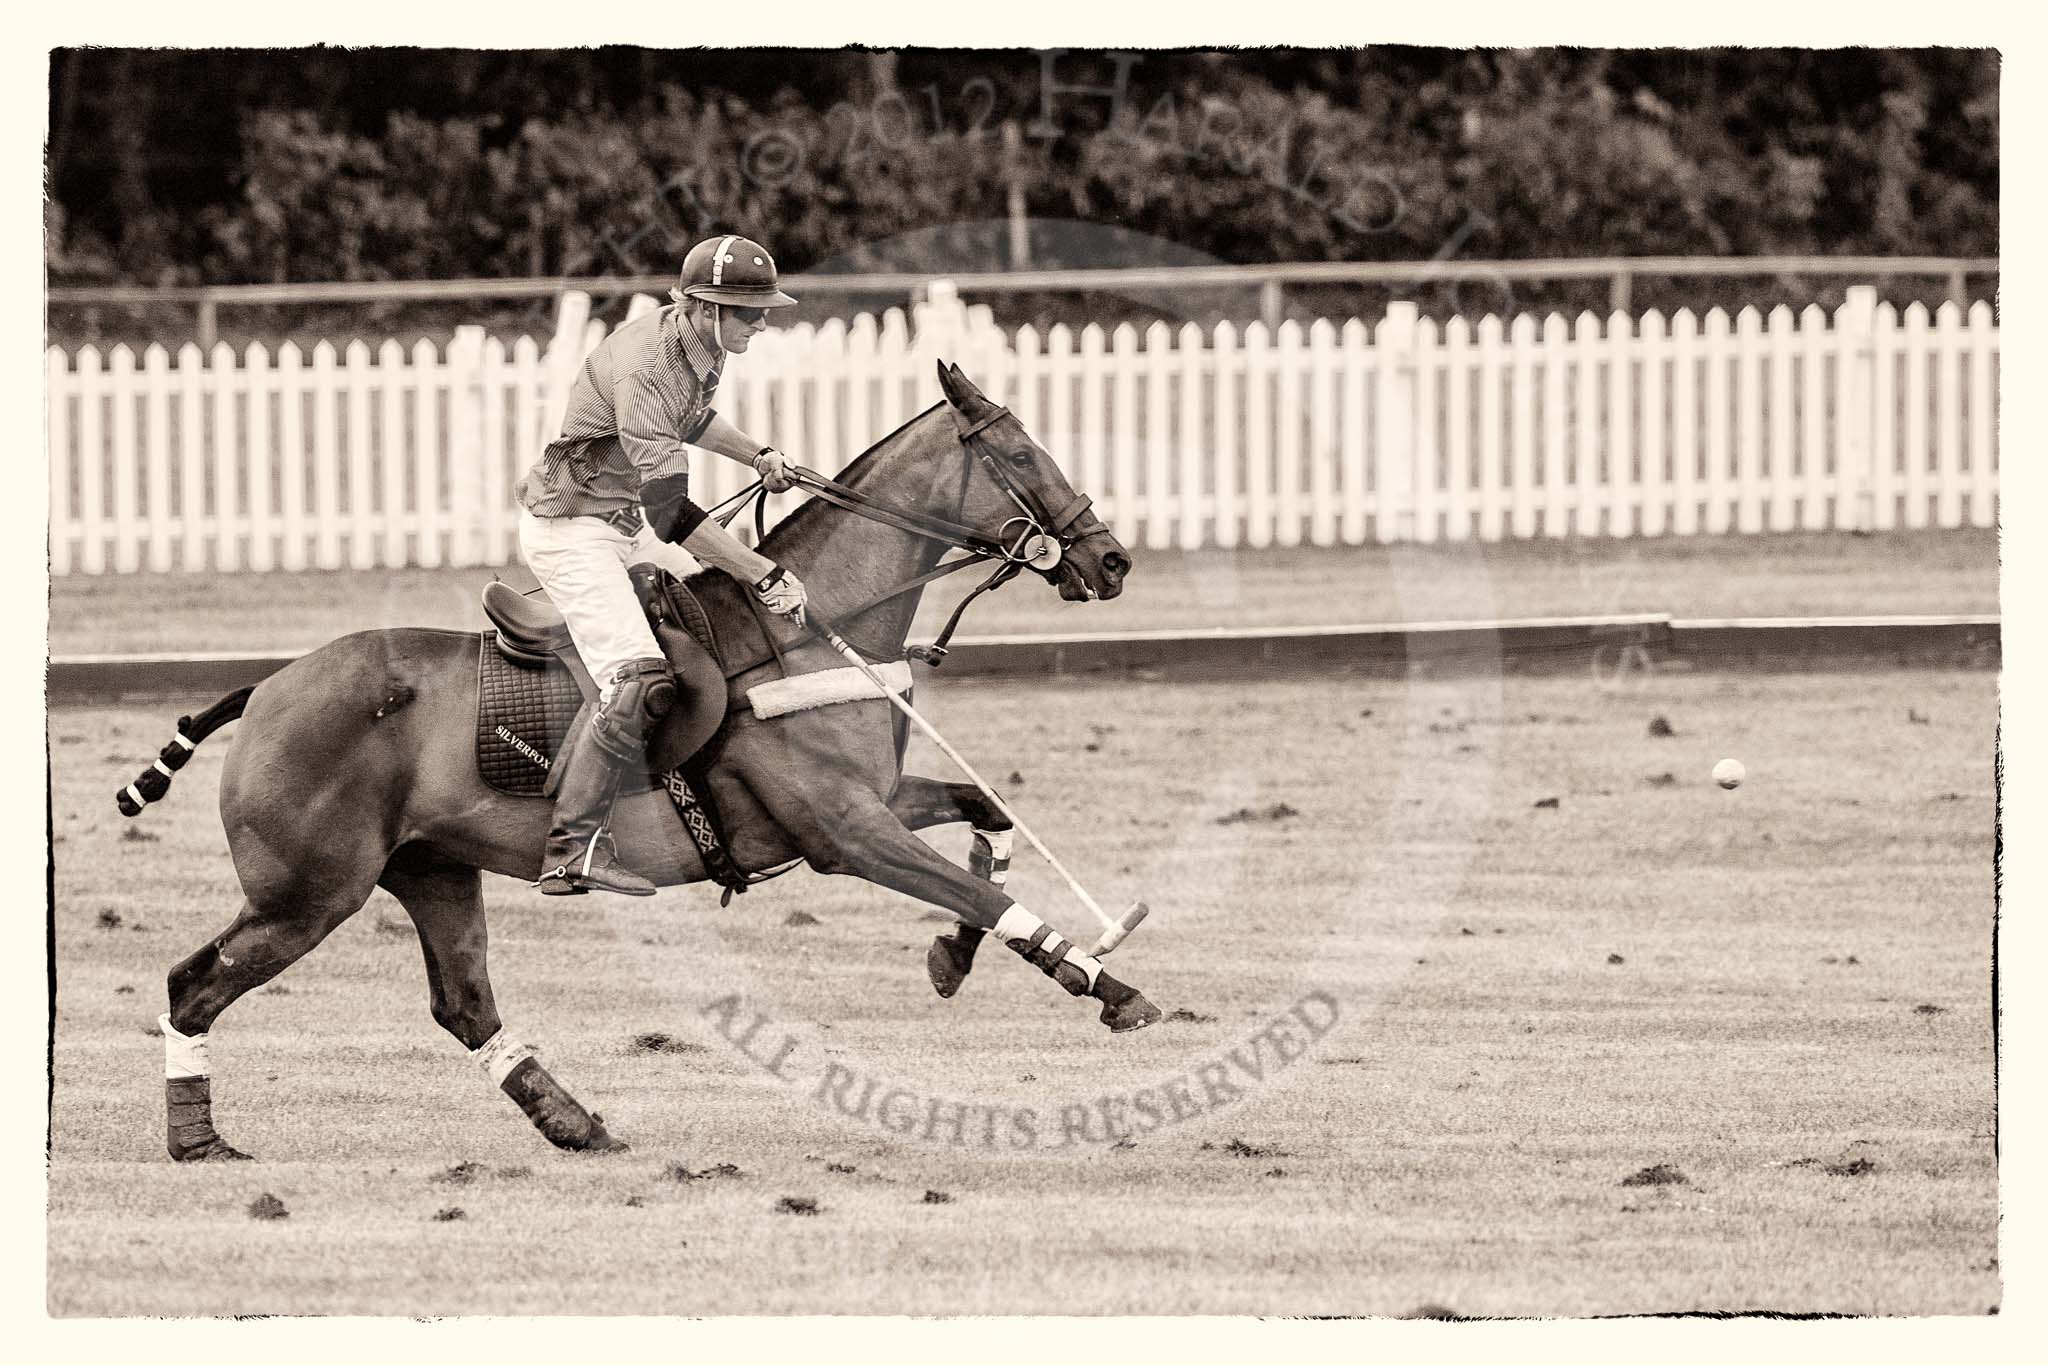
1713, 758, 1745, 790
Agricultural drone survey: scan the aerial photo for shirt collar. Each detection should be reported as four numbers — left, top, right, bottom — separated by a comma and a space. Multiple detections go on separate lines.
672, 307, 722, 382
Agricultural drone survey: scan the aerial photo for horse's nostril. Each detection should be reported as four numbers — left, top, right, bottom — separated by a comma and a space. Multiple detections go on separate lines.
1103, 552, 1130, 578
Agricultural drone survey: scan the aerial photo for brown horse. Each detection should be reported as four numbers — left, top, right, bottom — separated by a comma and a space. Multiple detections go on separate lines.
120, 362, 1153, 1162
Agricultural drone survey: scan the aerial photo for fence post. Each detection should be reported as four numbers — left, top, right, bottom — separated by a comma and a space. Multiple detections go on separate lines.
1610, 270, 1633, 316
446, 326, 488, 566
1260, 279, 1285, 330
1003, 120, 1032, 269
1374, 301, 1419, 543
912, 279, 968, 402
541, 290, 593, 448
1838, 285, 1878, 532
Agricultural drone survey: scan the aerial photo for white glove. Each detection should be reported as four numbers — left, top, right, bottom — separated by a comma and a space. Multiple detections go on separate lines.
753, 447, 797, 494
754, 565, 808, 621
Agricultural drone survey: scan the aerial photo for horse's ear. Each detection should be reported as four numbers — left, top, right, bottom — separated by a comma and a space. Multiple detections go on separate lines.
940, 362, 990, 410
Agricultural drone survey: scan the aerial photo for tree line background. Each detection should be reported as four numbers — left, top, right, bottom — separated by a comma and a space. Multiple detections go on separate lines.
46, 48, 1998, 340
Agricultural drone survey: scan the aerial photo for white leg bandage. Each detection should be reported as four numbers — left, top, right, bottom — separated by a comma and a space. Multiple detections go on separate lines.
471, 1029, 538, 1088
971, 828, 1014, 886
990, 906, 1102, 989
160, 1013, 210, 1080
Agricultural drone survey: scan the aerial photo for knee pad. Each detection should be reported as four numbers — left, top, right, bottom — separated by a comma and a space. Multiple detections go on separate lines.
592, 657, 676, 760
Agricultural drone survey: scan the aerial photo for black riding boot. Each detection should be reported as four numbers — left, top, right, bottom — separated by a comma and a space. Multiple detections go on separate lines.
537, 726, 657, 897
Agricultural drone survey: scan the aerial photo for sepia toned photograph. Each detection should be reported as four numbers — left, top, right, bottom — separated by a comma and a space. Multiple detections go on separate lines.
42, 40, 2001, 1320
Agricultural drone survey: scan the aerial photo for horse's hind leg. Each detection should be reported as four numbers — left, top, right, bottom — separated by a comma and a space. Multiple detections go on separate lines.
163, 878, 376, 1162
378, 845, 626, 1154
887, 777, 1012, 998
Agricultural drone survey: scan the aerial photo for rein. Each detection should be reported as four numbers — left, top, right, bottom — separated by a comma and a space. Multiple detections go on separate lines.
710, 402, 1101, 668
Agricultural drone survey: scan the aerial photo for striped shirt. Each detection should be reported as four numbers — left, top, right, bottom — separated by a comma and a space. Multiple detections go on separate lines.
516, 304, 723, 518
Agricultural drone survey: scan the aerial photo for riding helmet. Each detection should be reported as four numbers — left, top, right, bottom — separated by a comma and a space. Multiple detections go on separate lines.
677, 235, 799, 309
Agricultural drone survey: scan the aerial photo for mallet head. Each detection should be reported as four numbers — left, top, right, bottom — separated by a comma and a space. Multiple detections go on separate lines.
1085, 902, 1149, 958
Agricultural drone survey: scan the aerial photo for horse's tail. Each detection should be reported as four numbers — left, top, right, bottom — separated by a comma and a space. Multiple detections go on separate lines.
114, 686, 254, 817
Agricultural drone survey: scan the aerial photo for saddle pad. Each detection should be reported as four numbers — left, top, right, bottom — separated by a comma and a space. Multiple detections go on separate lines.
748, 662, 915, 719
477, 633, 584, 796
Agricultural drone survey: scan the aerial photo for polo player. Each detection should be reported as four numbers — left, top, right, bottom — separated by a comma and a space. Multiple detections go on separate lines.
515, 234, 807, 896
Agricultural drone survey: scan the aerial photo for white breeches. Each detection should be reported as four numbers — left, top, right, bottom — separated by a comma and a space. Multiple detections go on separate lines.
517, 508, 703, 698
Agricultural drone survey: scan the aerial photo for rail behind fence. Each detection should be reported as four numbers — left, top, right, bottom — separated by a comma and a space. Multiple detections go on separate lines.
46, 282, 1998, 575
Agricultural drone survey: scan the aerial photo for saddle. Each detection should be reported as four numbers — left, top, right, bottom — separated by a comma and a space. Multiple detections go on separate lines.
475, 568, 729, 799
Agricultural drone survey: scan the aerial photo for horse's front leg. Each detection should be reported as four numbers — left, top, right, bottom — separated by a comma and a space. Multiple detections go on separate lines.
885, 776, 1011, 998
772, 781, 1158, 1033
380, 847, 626, 1154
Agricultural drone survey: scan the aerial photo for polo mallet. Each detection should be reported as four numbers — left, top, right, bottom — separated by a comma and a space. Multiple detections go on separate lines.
807, 614, 1149, 958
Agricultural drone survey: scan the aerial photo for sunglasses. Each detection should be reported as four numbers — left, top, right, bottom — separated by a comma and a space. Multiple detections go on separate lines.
727, 306, 769, 325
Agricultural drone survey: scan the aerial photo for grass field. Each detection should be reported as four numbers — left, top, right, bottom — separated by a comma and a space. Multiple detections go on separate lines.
47, 663, 1997, 1316
47, 528, 1997, 656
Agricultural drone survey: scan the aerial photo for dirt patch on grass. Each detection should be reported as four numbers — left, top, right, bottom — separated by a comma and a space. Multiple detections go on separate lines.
775, 1196, 821, 1216
1621, 1164, 1688, 1187
431, 1161, 486, 1186
1202, 1137, 1284, 1159
783, 911, 821, 927
670, 1162, 744, 1182
630, 1031, 707, 1055
246, 1193, 289, 1221
1215, 802, 1300, 826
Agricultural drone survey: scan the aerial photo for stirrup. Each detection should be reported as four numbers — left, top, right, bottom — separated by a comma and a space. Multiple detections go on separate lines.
530, 829, 610, 892
532, 863, 586, 894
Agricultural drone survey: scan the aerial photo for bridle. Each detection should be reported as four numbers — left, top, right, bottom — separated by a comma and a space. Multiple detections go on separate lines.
777, 403, 1109, 571
713, 401, 1116, 664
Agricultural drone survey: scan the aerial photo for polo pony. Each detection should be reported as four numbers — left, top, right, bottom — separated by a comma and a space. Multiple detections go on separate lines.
117, 362, 1156, 1161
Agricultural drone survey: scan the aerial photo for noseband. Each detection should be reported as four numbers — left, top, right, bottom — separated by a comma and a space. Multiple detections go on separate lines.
952, 406, 1111, 571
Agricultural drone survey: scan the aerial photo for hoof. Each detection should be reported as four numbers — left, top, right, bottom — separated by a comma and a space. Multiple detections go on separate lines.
540, 1113, 630, 1153
926, 934, 976, 999
578, 1117, 631, 1154
1100, 991, 1162, 1034
166, 1077, 250, 1161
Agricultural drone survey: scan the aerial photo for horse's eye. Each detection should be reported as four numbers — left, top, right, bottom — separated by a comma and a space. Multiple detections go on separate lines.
1009, 450, 1034, 469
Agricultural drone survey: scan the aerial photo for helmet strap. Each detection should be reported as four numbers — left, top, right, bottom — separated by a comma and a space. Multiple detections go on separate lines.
687, 299, 727, 356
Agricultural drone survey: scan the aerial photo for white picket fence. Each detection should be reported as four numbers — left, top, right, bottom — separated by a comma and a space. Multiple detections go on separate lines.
46, 282, 1997, 575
